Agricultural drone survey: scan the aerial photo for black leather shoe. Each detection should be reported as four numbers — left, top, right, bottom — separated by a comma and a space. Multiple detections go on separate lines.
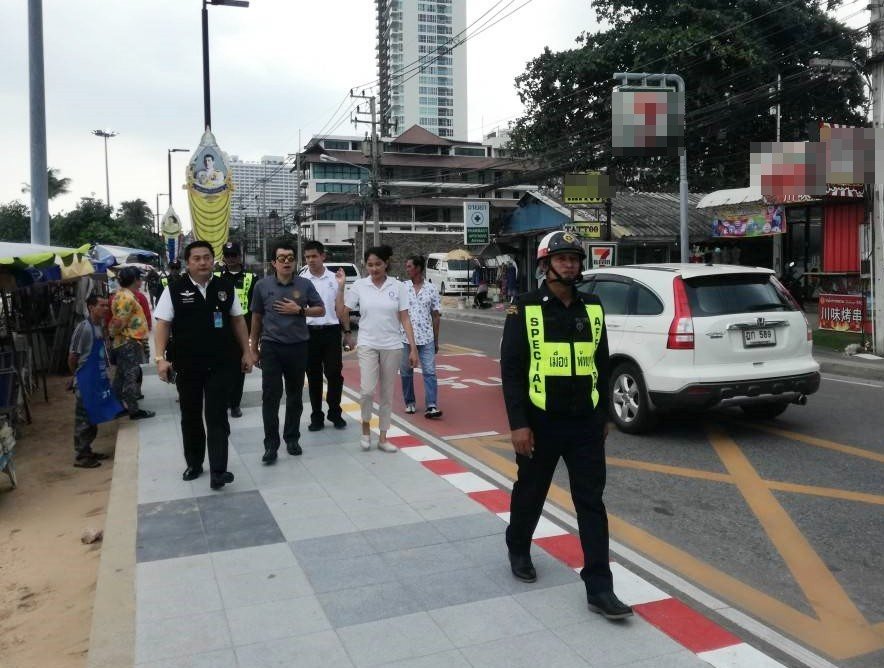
586, 591, 633, 620
210, 471, 234, 490
262, 448, 278, 464
508, 552, 537, 583
230, 406, 243, 418
286, 441, 303, 456
330, 416, 347, 429
307, 421, 324, 432
130, 409, 156, 420
182, 466, 203, 481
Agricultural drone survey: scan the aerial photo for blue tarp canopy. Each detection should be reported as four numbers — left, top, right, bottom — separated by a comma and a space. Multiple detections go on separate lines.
92, 244, 159, 266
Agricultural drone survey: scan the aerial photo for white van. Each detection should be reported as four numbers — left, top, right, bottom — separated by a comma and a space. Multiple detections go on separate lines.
426, 253, 473, 295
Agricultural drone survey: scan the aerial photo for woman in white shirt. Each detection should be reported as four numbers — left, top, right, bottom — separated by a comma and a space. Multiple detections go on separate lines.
336, 245, 418, 452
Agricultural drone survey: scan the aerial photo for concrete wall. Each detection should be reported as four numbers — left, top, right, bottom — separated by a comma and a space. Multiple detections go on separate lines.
353, 232, 471, 277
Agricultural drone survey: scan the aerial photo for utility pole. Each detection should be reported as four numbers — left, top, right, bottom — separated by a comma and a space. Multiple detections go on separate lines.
351, 90, 381, 246
28, 0, 49, 245
261, 168, 268, 276
872, 0, 884, 352
295, 131, 303, 265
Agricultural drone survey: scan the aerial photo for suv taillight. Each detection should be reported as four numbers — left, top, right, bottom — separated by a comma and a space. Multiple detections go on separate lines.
667, 276, 694, 349
771, 276, 812, 340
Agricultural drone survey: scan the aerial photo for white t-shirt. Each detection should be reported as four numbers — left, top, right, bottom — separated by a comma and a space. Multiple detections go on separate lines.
154, 274, 244, 322
344, 276, 409, 350
299, 266, 340, 326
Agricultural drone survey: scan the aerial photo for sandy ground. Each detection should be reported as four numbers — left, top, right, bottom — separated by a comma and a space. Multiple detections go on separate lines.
0, 374, 118, 668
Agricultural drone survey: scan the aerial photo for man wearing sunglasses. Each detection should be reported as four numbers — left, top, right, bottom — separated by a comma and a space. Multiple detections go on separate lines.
250, 242, 325, 464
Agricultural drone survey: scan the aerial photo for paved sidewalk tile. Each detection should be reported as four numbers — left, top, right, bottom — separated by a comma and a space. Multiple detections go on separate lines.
125, 372, 780, 668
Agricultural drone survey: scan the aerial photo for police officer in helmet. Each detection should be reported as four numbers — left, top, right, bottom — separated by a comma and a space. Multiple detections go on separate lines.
500, 230, 633, 620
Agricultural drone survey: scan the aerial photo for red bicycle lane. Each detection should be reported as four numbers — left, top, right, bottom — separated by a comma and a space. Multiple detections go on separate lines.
340, 349, 511, 439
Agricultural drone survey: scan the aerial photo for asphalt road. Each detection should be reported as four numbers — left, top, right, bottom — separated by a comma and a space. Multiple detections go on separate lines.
439, 316, 884, 668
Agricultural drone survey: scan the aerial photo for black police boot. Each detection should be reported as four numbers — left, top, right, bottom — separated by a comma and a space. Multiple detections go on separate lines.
262, 447, 278, 464
508, 552, 537, 583
586, 591, 633, 620
210, 471, 234, 490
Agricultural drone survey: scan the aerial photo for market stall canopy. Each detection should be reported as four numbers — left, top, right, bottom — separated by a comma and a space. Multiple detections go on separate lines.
445, 249, 473, 261
93, 244, 159, 267
696, 186, 763, 209
0, 242, 94, 279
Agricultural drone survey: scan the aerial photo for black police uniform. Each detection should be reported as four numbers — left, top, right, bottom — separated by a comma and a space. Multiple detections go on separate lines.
500, 280, 614, 595
217, 265, 256, 412
168, 276, 241, 482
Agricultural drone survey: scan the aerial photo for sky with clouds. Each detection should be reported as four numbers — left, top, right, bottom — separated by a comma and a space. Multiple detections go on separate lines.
3, 1, 867, 235
3, 0, 598, 233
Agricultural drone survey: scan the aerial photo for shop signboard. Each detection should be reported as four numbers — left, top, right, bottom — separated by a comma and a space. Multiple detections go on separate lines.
463, 201, 490, 245
589, 243, 616, 269
711, 204, 786, 238
818, 293, 864, 333
563, 221, 602, 239
563, 172, 611, 204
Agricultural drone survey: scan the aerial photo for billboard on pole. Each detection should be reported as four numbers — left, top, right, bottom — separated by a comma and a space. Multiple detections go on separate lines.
612, 88, 684, 157
463, 201, 490, 245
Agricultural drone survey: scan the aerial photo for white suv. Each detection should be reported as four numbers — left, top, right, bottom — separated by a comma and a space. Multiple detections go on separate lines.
579, 264, 821, 433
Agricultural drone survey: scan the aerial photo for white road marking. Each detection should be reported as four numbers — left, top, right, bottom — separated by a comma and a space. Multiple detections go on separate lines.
443, 431, 499, 440
821, 375, 883, 389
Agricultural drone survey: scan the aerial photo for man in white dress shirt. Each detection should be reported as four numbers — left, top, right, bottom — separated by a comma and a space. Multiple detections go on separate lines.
299, 241, 348, 431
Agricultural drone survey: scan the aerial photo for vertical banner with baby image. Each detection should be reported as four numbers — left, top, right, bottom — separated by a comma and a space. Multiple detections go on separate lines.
187, 130, 232, 257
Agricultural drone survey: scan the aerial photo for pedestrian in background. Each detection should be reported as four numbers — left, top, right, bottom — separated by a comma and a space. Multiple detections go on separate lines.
299, 240, 347, 432
336, 245, 418, 453
251, 242, 324, 464
68, 294, 122, 468
400, 255, 442, 419
216, 241, 257, 418
109, 267, 154, 420
500, 231, 632, 621
153, 241, 255, 490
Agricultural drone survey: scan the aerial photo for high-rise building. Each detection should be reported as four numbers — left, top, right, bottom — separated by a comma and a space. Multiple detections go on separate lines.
377, 0, 467, 140
228, 155, 300, 235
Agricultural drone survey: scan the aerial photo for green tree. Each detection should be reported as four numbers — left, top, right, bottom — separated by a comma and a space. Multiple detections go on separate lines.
20, 168, 72, 200
509, 0, 867, 192
0, 201, 31, 243
50, 198, 163, 253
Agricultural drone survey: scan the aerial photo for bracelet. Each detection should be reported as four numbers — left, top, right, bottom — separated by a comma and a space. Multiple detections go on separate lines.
343, 329, 351, 334
154, 356, 165, 363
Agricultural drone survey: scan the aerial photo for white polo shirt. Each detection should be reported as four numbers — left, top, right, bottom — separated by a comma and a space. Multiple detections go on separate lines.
299, 266, 340, 326
154, 274, 244, 322
344, 276, 409, 350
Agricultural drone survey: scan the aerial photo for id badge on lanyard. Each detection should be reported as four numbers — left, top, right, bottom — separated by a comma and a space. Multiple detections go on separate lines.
214, 310, 223, 328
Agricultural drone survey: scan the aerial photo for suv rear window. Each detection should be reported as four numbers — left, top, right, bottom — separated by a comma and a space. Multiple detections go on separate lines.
328, 264, 358, 277
447, 260, 471, 271
684, 274, 793, 316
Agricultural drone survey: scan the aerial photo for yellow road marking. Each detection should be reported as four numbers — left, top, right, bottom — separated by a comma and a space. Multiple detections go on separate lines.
438, 343, 482, 355
708, 425, 867, 627
608, 457, 884, 505
738, 422, 884, 464
452, 432, 884, 659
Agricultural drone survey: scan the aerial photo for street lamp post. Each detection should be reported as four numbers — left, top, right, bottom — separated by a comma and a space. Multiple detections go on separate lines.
167, 148, 189, 205
201, 0, 249, 130
156, 193, 169, 234
92, 129, 118, 207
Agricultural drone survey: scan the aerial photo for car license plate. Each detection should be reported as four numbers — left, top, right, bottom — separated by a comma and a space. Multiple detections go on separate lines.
743, 328, 776, 347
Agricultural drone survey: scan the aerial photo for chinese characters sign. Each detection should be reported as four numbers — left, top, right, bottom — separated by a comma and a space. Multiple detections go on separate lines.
818, 293, 864, 333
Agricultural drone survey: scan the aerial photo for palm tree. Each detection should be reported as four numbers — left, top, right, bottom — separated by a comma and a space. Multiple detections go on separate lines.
20, 168, 72, 199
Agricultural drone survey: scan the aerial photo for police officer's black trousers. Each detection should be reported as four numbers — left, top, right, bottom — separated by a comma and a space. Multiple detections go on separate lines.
306, 325, 344, 423
506, 415, 614, 595
261, 341, 308, 449
176, 363, 234, 476
228, 317, 250, 409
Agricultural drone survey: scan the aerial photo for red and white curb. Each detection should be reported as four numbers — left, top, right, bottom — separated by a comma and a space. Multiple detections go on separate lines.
339, 400, 786, 668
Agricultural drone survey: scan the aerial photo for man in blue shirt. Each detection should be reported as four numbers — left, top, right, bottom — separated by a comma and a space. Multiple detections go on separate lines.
250, 242, 325, 464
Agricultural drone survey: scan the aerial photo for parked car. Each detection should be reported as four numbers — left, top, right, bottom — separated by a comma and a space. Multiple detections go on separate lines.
579, 264, 821, 433
426, 253, 473, 295
324, 262, 361, 321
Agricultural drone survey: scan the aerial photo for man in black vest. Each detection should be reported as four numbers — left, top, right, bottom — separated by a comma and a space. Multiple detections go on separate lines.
216, 241, 257, 418
153, 241, 256, 490
500, 231, 632, 621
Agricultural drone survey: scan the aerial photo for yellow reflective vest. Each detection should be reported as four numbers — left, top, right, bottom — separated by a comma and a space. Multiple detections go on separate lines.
214, 270, 254, 312
524, 303, 604, 411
